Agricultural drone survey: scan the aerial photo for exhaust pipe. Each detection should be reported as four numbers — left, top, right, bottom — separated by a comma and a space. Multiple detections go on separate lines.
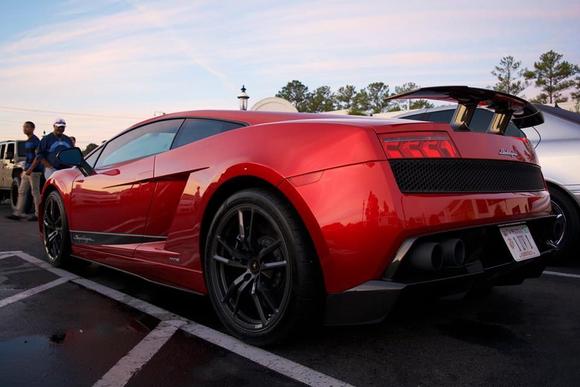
440, 238, 466, 267
408, 242, 443, 272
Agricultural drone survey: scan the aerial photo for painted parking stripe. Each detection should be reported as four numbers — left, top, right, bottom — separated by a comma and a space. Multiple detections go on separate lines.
93, 320, 186, 387
2, 251, 353, 387
543, 271, 580, 280
72, 277, 184, 321
181, 322, 353, 387
12, 251, 78, 280
0, 251, 22, 259
0, 277, 70, 308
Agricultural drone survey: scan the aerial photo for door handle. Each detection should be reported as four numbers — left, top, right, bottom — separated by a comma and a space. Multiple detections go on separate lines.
103, 169, 120, 176
77, 179, 85, 183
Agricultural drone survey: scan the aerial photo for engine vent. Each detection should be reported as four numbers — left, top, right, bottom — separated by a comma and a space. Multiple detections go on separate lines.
389, 159, 545, 193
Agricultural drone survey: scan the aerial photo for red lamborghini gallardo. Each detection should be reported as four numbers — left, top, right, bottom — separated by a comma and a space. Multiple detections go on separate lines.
40, 86, 557, 345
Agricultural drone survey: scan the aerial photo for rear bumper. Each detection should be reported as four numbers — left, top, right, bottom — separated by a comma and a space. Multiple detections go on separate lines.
324, 252, 550, 325
324, 214, 557, 325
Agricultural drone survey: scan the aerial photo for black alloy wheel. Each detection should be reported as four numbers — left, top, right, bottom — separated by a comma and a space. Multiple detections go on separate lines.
43, 191, 71, 267
551, 199, 567, 247
205, 189, 321, 346
548, 186, 580, 261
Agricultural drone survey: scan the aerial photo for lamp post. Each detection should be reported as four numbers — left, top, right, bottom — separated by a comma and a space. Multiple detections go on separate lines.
238, 85, 249, 111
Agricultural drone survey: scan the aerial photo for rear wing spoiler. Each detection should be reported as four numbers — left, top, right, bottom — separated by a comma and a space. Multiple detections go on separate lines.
386, 86, 544, 133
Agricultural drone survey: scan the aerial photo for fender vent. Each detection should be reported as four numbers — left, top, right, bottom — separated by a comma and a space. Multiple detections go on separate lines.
389, 159, 545, 193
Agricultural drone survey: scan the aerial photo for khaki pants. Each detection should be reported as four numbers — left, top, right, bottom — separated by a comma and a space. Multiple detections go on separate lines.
14, 172, 42, 217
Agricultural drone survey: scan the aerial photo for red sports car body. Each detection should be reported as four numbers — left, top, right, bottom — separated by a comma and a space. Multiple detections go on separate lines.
40, 86, 556, 344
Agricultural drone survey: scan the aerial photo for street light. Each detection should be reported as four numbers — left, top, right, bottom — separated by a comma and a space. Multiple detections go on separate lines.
238, 85, 249, 111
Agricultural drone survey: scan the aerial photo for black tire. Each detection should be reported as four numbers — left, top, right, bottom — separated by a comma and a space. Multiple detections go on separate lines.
204, 188, 322, 346
43, 191, 71, 267
549, 186, 580, 261
10, 177, 20, 212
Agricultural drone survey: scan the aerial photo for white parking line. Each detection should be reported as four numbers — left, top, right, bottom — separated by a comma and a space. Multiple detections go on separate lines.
0, 251, 22, 259
543, 271, 580, 280
13, 251, 78, 280
93, 320, 186, 387
0, 277, 70, 308
1, 251, 353, 387
71, 278, 184, 322
181, 322, 353, 387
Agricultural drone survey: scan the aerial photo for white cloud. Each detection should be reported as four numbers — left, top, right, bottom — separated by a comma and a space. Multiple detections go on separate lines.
0, 0, 578, 144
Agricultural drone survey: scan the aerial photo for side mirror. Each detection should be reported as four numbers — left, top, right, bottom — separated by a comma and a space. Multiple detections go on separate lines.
57, 147, 95, 176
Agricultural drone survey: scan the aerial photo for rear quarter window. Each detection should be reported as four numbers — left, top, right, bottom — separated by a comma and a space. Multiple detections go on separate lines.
171, 119, 244, 149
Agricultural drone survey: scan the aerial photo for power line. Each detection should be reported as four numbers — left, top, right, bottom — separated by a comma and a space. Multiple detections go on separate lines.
0, 105, 146, 120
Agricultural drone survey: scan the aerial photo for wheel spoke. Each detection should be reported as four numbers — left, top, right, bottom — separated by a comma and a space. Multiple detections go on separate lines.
49, 200, 56, 222
212, 254, 246, 269
217, 236, 242, 260
237, 210, 246, 241
251, 281, 267, 325
47, 230, 58, 244
45, 200, 53, 222
247, 208, 255, 248
232, 276, 254, 315
258, 239, 282, 260
258, 287, 278, 313
221, 271, 250, 304
261, 260, 287, 270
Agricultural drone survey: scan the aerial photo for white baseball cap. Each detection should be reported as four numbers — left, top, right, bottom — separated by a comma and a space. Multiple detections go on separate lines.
53, 118, 66, 127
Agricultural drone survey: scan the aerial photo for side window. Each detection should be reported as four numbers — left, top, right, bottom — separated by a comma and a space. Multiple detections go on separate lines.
96, 119, 184, 168
401, 113, 428, 121
505, 123, 525, 138
0, 144, 5, 159
5, 143, 15, 160
172, 119, 244, 149
469, 109, 493, 133
425, 110, 454, 123
84, 145, 104, 168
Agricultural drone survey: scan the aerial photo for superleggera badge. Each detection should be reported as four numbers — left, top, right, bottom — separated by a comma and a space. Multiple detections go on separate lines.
499, 148, 518, 158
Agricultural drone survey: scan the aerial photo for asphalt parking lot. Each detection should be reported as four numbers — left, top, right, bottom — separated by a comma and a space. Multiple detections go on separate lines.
1, 202, 580, 387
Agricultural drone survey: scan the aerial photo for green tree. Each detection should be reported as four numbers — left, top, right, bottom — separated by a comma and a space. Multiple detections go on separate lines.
365, 82, 390, 114
524, 50, 579, 103
571, 76, 580, 112
335, 85, 357, 110
491, 56, 528, 96
393, 82, 434, 110
305, 86, 335, 112
82, 143, 98, 156
276, 80, 310, 111
350, 90, 370, 115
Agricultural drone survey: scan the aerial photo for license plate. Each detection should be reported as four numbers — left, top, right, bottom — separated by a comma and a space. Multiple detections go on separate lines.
499, 224, 540, 262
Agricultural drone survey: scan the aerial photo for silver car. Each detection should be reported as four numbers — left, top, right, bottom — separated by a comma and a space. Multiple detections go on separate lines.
394, 105, 580, 260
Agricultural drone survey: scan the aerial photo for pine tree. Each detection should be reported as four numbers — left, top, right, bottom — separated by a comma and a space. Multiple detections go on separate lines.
491, 56, 528, 96
524, 50, 579, 103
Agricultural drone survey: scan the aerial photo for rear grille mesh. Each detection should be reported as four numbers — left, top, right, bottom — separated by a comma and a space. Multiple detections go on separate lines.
389, 159, 545, 193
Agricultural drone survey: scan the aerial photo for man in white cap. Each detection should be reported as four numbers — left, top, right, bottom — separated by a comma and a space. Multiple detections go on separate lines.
37, 118, 74, 179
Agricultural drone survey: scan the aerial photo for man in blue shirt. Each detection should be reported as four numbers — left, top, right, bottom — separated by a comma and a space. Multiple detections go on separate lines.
37, 118, 74, 179
6, 121, 43, 221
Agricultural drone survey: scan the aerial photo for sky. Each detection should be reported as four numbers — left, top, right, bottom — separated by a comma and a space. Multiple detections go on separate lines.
0, 0, 579, 147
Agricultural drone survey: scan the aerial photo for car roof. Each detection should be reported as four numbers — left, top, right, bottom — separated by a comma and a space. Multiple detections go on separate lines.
535, 104, 580, 125
130, 109, 367, 128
